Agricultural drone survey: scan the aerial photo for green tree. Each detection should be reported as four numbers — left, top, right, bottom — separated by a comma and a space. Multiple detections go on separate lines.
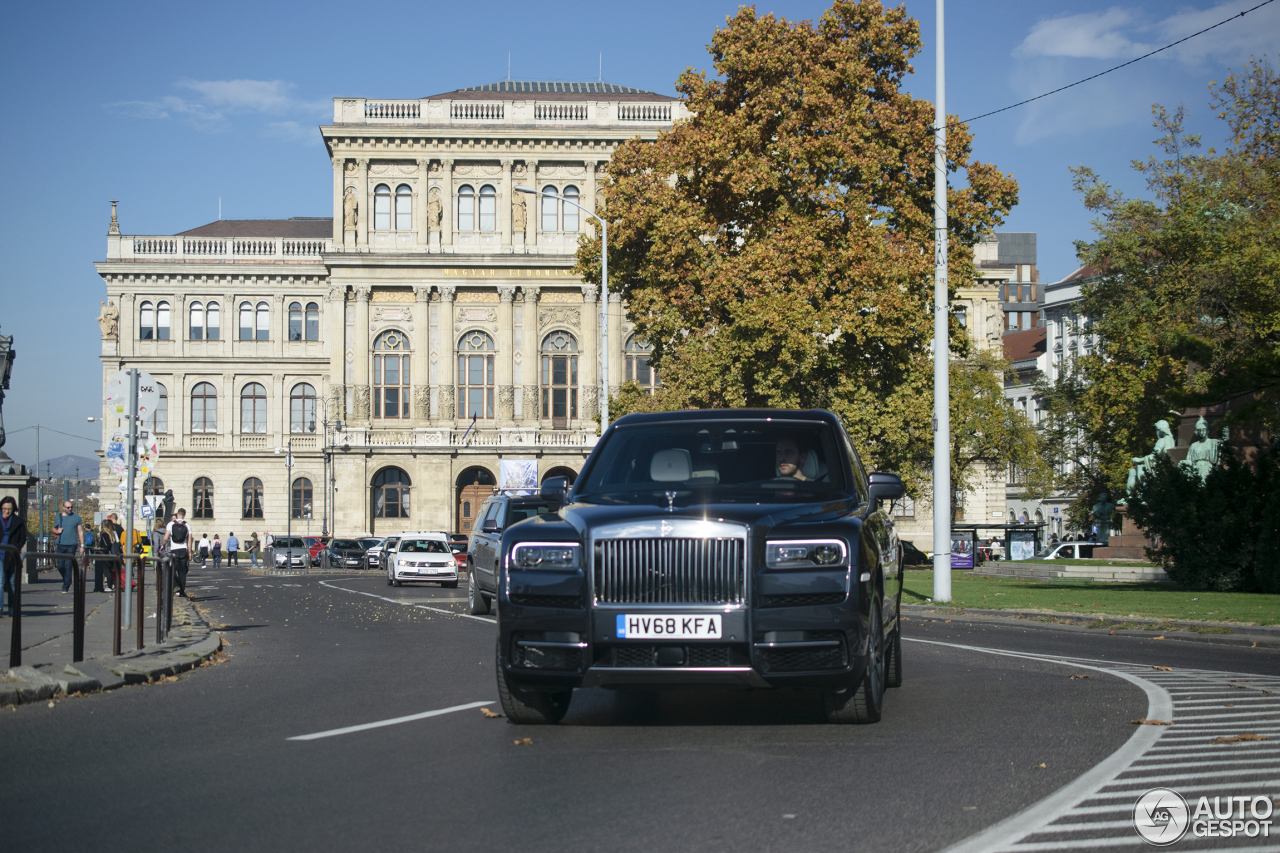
1070, 57, 1280, 491
577, 0, 1019, 499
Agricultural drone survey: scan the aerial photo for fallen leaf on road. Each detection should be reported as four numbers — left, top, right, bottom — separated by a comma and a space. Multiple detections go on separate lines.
1152, 666, 1173, 671
1131, 719, 1174, 726
1212, 734, 1267, 744
46, 700, 55, 708
513, 738, 533, 745
1109, 630, 1117, 635
1036, 763, 1046, 769
945, 619, 952, 623
1152, 636, 1165, 640
1069, 674, 1090, 680
480, 707, 505, 718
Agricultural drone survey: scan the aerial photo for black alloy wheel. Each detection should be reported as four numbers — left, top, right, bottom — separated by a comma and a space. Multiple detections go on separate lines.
823, 601, 885, 724
885, 621, 903, 688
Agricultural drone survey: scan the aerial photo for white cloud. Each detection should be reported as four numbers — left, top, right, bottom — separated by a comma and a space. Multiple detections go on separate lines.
1157, 0, 1280, 64
1015, 7, 1153, 61
106, 78, 327, 142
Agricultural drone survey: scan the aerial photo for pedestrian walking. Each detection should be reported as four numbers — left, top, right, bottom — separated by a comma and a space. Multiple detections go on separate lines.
212, 534, 222, 569
226, 532, 240, 566
247, 532, 260, 568
52, 500, 85, 593
197, 533, 211, 568
264, 530, 274, 566
161, 509, 192, 597
1, 496, 28, 617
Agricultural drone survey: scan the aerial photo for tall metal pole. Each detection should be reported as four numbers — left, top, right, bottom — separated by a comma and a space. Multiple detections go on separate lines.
932, 0, 952, 602
286, 437, 293, 561
599, 219, 609, 434
123, 369, 139, 627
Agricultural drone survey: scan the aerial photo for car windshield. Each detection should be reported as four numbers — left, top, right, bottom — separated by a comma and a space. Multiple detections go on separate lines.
577, 419, 848, 506
509, 504, 556, 523
399, 539, 448, 553
278, 537, 307, 548
1035, 545, 1062, 558
332, 539, 362, 550
360, 538, 382, 549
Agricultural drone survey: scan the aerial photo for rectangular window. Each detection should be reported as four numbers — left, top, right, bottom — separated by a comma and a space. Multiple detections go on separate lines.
207, 305, 220, 340
256, 309, 269, 341
305, 308, 319, 341
239, 306, 253, 341
458, 196, 474, 232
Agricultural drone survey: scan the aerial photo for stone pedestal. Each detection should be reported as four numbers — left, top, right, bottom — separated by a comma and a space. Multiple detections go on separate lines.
1092, 506, 1153, 560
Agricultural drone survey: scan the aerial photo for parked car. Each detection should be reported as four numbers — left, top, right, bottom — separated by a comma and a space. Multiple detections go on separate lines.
494, 409, 905, 726
322, 538, 371, 570
466, 492, 559, 616
363, 537, 389, 570
374, 536, 402, 573
1035, 542, 1095, 560
271, 536, 310, 570
448, 533, 470, 558
304, 536, 331, 566
385, 532, 459, 587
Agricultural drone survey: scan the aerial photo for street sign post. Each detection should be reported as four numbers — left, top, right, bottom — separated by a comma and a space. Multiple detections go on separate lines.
104, 369, 158, 629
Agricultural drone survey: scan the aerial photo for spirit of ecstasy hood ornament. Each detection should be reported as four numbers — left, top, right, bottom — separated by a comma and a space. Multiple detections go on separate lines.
665, 491, 677, 512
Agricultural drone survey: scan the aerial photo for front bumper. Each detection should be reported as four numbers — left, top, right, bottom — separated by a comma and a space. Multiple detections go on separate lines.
394, 567, 459, 582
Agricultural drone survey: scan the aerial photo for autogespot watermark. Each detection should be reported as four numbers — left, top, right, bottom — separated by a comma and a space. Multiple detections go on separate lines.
1134, 788, 1275, 845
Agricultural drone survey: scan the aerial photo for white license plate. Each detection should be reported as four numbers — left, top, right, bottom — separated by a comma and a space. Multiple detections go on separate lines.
616, 614, 722, 640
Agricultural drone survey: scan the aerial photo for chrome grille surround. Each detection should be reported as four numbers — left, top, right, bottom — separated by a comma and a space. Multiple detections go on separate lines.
592, 519, 749, 606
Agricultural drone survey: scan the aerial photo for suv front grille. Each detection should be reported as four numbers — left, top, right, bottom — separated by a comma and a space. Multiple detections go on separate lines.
759, 632, 847, 672
602, 644, 741, 668
758, 592, 847, 608
595, 537, 746, 604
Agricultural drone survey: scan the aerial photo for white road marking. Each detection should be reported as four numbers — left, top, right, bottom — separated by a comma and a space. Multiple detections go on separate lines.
912, 638, 1280, 853
287, 700, 495, 741
318, 578, 496, 623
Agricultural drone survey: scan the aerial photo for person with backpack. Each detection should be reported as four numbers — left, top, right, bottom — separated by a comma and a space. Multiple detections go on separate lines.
246, 532, 260, 568
161, 509, 192, 597
211, 534, 222, 570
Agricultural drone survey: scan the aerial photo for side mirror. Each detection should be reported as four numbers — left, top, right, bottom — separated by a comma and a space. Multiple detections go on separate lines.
867, 471, 905, 504
482, 523, 500, 534
540, 476, 570, 507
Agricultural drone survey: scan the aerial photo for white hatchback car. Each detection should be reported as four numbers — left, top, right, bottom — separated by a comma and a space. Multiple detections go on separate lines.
386, 532, 460, 588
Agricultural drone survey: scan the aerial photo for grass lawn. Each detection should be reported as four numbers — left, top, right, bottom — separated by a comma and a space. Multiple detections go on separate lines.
901, 569, 1280, 626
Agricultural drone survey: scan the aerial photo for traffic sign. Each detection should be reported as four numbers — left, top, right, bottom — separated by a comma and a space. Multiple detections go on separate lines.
105, 369, 160, 423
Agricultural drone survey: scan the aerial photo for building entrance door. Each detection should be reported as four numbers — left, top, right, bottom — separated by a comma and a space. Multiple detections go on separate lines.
456, 467, 495, 535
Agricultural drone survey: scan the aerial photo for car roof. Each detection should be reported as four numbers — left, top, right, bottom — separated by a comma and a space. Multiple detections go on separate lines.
394, 531, 449, 540
610, 408, 840, 428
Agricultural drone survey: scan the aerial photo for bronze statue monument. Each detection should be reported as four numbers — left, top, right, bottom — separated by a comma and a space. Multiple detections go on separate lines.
1182, 417, 1229, 482
1120, 419, 1175, 503
1090, 492, 1116, 544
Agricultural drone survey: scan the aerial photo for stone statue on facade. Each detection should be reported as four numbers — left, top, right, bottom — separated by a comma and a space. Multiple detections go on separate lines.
1120, 419, 1175, 503
1090, 492, 1116, 545
427, 187, 442, 229
0, 326, 14, 451
1181, 417, 1229, 483
512, 192, 527, 233
97, 300, 119, 338
343, 187, 359, 230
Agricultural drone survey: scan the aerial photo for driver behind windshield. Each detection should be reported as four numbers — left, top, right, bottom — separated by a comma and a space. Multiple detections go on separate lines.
776, 437, 811, 480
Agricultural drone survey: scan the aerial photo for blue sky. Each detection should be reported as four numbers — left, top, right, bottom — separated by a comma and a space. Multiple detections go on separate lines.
1, 0, 1276, 469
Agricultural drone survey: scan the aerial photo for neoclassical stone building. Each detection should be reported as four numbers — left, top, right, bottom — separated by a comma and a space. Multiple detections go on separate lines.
95, 81, 682, 538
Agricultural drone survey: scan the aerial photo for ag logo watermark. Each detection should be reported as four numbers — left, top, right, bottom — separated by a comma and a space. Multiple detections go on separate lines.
1134, 788, 1274, 844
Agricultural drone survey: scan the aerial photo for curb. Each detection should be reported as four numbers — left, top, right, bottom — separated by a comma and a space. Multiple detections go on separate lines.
903, 604, 1280, 648
1, 596, 224, 708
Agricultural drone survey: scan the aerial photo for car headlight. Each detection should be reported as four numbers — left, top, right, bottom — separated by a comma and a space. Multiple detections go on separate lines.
765, 539, 848, 569
511, 543, 579, 570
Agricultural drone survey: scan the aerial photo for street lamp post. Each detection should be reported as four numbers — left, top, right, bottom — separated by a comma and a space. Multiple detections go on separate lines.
307, 397, 340, 537
276, 439, 294, 565
514, 186, 610, 433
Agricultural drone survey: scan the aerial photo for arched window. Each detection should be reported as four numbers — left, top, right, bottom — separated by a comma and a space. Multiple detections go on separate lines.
373, 468, 411, 518
255, 302, 270, 341
373, 331, 409, 419
290, 383, 316, 433
373, 184, 391, 231
458, 330, 495, 419
238, 302, 253, 341
191, 382, 217, 433
156, 301, 171, 340
206, 301, 220, 340
242, 477, 264, 519
143, 476, 165, 496
479, 185, 496, 232
541, 331, 579, 424
189, 301, 205, 340
563, 185, 580, 232
457, 185, 475, 232
193, 477, 214, 519
540, 186, 559, 232
240, 382, 267, 434
395, 184, 412, 231
305, 302, 319, 341
292, 477, 314, 519
148, 382, 168, 435
288, 302, 303, 341
626, 336, 659, 394
139, 301, 155, 340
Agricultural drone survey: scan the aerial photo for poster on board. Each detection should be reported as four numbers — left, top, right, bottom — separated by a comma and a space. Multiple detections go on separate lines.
499, 459, 538, 494
1010, 530, 1037, 561
950, 532, 975, 569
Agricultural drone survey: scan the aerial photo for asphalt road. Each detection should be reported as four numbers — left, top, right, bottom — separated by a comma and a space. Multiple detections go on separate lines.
3, 566, 1278, 853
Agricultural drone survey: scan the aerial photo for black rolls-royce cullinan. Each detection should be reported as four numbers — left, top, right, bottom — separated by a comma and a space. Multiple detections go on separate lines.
495, 409, 906, 725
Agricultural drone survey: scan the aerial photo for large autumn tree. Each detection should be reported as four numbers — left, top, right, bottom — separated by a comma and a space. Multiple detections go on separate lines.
1070, 57, 1280, 491
575, 1, 1019, 496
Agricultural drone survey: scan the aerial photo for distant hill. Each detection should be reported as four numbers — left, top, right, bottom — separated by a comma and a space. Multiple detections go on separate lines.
28, 454, 100, 479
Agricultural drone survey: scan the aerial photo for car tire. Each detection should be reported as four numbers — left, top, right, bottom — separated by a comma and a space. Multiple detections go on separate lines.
885, 622, 903, 689
824, 602, 884, 724
468, 571, 491, 615
495, 639, 571, 725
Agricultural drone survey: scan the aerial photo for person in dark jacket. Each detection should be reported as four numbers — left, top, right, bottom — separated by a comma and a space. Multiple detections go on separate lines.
1, 496, 29, 617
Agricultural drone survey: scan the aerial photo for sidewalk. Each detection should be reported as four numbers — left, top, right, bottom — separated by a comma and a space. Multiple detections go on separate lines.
1, 569, 222, 706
